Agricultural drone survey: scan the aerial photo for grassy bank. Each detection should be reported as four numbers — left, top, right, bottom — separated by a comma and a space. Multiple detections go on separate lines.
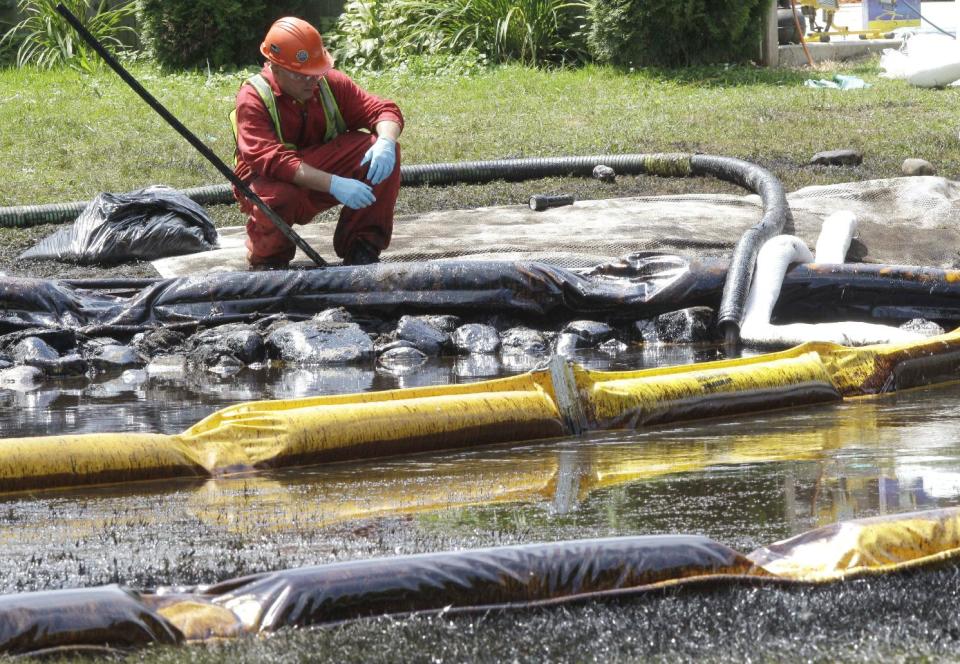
0, 58, 957, 277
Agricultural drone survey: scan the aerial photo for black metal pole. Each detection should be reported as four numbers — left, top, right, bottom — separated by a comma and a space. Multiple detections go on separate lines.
55, 3, 328, 267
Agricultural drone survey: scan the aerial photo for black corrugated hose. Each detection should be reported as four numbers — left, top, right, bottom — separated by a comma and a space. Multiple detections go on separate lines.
0, 153, 789, 342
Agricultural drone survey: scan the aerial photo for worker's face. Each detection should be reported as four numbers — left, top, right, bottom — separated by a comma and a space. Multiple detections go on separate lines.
272, 65, 321, 102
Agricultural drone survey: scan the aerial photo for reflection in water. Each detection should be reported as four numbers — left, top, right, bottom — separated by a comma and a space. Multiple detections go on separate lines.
0, 346, 737, 437
4, 384, 960, 558
268, 366, 375, 401
2, 349, 960, 573
454, 354, 502, 379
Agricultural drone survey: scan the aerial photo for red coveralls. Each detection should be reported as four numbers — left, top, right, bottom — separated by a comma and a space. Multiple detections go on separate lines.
233, 65, 404, 265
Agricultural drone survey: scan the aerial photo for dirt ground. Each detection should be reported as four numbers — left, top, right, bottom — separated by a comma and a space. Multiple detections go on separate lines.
0, 162, 872, 281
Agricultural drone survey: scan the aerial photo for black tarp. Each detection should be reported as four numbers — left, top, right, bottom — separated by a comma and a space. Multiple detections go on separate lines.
19, 186, 218, 265
0, 255, 958, 337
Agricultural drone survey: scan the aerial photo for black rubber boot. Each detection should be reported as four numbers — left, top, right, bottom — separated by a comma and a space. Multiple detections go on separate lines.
344, 240, 380, 266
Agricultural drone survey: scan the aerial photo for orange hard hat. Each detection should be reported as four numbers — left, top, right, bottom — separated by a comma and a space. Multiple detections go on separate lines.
260, 17, 334, 76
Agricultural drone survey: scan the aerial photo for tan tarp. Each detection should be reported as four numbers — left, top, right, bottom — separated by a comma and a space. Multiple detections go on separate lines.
153, 177, 960, 277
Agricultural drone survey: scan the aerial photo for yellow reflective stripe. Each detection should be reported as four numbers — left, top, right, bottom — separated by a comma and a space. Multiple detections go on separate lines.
231, 74, 345, 157
317, 77, 347, 143
245, 74, 296, 150
229, 108, 240, 166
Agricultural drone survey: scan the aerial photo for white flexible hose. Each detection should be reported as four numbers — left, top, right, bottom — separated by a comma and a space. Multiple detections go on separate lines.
740, 212, 928, 347
813, 210, 857, 264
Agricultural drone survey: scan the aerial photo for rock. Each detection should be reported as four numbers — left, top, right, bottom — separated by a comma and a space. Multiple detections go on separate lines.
592, 164, 616, 182
419, 315, 462, 334
84, 337, 121, 348
639, 307, 716, 343
902, 158, 936, 176
11, 337, 59, 364
314, 307, 354, 324
207, 356, 246, 377
267, 321, 374, 364
42, 353, 89, 377
0, 328, 76, 354
0, 366, 43, 390
395, 316, 450, 356
254, 314, 292, 335
132, 328, 187, 357
633, 319, 658, 343
451, 324, 501, 354
563, 320, 615, 346
501, 327, 549, 355
375, 339, 416, 355
10, 337, 87, 376
121, 369, 148, 386
0, 356, 11, 371
378, 345, 428, 367
86, 344, 145, 371
377, 345, 429, 376
900, 318, 944, 337
658, 307, 715, 343
189, 324, 265, 367
809, 149, 863, 167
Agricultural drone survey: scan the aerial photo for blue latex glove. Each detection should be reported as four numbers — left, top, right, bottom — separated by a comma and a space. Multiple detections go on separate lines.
360, 136, 397, 186
330, 175, 376, 209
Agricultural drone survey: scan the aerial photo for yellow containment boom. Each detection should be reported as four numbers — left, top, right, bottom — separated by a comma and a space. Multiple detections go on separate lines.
138, 505, 960, 641
3, 504, 960, 654
2, 327, 960, 493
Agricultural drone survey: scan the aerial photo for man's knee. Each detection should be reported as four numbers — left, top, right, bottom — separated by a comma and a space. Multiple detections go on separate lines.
301, 131, 378, 170
249, 177, 310, 219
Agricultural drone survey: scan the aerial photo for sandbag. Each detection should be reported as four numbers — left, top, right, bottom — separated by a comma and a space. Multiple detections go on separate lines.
0, 585, 182, 656
880, 34, 960, 88
205, 535, 765, 631
19, 185, 218, 265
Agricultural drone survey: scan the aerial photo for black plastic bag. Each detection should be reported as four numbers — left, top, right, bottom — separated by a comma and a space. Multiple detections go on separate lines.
19, 186, 218, 265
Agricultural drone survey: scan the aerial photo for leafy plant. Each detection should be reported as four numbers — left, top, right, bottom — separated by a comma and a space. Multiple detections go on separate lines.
328, 0, 410, 71
588, 0, 769, 67
394, 0, 590, 67
0, 0, 136, 70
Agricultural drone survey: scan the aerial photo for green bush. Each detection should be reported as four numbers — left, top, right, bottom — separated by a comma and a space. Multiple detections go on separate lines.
588, 0, 769, 67
328, 0, 409, 71
332, 0, 589, 69
398, 0, 590, 66
0, 0, 136, 70
138, 0, 316, 70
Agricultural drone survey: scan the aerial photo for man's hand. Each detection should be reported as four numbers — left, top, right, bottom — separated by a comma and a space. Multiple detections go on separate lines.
360, 136, 397, 186
330, 175, 376, 209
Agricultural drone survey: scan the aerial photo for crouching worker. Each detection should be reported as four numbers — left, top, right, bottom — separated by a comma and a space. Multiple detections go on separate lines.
231, 17, 403, 268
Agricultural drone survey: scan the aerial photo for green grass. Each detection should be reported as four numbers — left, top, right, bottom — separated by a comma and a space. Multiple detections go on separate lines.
0, 57, 957, 280
1, 58, 957, 210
